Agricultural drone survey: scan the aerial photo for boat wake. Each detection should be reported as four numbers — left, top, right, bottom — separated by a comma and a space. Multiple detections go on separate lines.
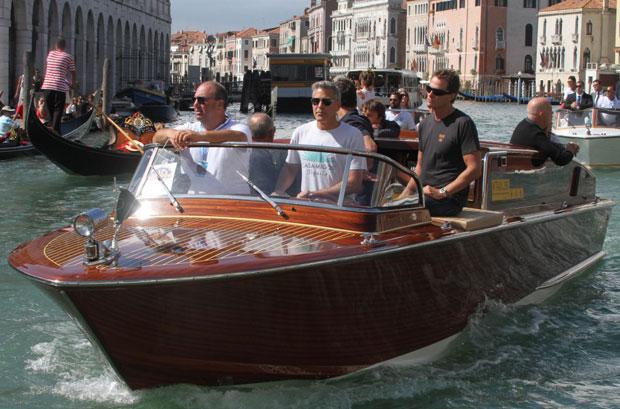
25, 322, 138, 405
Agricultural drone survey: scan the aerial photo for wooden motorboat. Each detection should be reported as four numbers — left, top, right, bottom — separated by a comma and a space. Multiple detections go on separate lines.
26, 95, 142, 176
9, 142, 612, 389
552, 108, 620, 167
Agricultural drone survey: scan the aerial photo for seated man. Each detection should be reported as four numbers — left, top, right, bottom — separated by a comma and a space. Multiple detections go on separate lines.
153, 80, 251, 195
385, 92, 415, 130
273, 81, 366, 201
511, 97, 579, 166
598, 86, 620, 126
247, 113, 286, 194
362, 99, 400, 139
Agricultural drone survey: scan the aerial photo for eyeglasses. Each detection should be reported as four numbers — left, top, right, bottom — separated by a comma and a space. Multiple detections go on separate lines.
425, 85, 451, 96
311, 97, 333, 106
192, 96, 211, 104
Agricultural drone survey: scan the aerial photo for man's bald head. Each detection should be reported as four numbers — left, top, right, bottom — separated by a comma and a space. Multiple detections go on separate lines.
527, 97, 553, 135
248, 113, 275, 142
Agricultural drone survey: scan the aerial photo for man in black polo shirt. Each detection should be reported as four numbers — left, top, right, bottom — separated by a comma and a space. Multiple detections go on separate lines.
402, 69, 481, 216
511, 97, 579, 166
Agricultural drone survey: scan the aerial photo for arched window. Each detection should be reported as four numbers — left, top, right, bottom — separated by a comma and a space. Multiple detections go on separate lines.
524, 55, 533, 73
525, 24, 532, 46
575, 16, 579, 34
583, 48, 591, 68
390, 18, 396, 34
495, 55, 504, 71
586, 21, 593, 35
543, 19, 547, 37
573, 47, 577, 69
390, 47, 396, 63
496, 27, 504, 42
559, 18, 563, 35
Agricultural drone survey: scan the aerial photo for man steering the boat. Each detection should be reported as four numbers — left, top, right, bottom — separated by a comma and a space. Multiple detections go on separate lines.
511, 97, 579, 165
272, 81, 366, 201
153, 81, 252, 194
401, 69, 481, 216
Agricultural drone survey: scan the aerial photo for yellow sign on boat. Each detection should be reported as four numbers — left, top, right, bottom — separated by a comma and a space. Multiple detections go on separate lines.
491, 179, 524, 201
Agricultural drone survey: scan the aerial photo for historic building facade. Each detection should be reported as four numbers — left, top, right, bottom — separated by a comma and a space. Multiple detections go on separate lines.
279, 14, 309, 53
351, 0, 406, 70
252, 28, 279, 72
330, 0, 354, 76
1, 0, 171, 102
536, 0, 616, 95
307, 0, 337, 53
406, 0, 428, 77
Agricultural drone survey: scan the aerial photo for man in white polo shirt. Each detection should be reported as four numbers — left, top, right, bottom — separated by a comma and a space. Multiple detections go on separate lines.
153, 81, 252, 194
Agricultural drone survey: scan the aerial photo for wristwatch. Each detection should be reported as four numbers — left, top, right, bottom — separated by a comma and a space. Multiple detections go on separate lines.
439, 187, 448, 198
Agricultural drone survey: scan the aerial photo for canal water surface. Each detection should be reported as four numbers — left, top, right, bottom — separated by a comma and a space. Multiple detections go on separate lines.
1, 101, 619, 408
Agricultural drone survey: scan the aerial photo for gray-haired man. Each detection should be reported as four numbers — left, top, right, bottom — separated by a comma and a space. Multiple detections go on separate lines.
273, 81, 366, 200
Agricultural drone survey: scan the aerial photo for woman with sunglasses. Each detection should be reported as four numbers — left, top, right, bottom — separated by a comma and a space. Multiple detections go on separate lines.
401, 69, 481, 217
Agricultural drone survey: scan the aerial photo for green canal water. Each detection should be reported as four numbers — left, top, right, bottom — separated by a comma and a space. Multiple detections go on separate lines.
1, 102, 618, 408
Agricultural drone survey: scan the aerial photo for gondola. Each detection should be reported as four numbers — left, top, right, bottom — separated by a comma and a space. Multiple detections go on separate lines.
459, 91, 509, 102
26, 94, 141, 176
0, 142, 39, 160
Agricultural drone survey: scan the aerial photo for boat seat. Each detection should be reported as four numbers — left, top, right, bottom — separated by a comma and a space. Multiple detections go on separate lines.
432, 207, 504, 231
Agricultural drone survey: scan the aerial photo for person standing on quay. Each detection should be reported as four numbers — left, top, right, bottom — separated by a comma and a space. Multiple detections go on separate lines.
41, 37, 76, 134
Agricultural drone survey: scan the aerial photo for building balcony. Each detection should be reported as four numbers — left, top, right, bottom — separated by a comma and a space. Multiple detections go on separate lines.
428, 46, 445, 55
551, 34, 562, 44
572, 33, 579, 43
455, 40, 463, 51
472, 39, 478, 50
496, 40, 505, 50
411, 43, 428, 52
539, 35, 546, 45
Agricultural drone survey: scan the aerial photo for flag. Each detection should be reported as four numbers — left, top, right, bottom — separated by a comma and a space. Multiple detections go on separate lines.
425, 35, 431, 48
432, 35, 441, 49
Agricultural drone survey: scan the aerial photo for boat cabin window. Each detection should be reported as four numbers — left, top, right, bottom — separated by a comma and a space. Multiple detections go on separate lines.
270, 64, 325, 83
556, 108, 620, 128
131, 145, 423, 212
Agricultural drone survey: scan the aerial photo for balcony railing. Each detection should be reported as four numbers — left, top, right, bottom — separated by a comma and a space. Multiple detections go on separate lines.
472, 39, 479, 50
456, 40, 463, 51
539, 35, 546, 45
551, 34, 562, 44
572, 33, 579, 43
496, 40, 505, 50
411, 43, 428, 52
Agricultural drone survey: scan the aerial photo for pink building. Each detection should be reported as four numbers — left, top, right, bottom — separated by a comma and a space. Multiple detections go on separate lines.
307, 0, 338, 53
427, 0, 508, 91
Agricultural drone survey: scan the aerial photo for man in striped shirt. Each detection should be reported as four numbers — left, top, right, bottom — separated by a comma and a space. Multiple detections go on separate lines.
41, 37, 76, 134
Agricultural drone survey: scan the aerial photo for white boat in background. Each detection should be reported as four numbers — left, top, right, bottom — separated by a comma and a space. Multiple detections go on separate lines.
552, 108, 620, 167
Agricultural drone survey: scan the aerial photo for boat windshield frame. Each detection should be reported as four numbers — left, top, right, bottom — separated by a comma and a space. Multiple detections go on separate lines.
128, 142, 425, 213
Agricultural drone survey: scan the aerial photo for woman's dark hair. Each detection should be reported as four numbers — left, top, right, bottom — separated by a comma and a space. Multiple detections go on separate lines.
363, 99, 386, 120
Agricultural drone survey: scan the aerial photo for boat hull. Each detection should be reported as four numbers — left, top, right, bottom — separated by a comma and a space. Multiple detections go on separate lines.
26, 202, 611, 389
553, 129, 620, 167
0, 143, 39, 159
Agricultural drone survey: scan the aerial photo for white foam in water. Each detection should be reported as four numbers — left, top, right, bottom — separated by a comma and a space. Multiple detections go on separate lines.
26, 325, 139, 405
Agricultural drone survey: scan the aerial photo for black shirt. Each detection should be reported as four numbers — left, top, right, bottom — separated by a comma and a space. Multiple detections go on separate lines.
510, 118, 574, 166
340, 109, 373, 138
375, 119, 400, 139
418, 109, 480, 195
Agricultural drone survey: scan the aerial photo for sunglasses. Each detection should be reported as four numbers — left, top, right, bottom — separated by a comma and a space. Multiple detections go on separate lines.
192, 96, 211, 104
425, 85, 451, 96
311, 97, 333, 106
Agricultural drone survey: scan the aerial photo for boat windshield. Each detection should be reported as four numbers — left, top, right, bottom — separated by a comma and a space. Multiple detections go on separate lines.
555, 108, 620, 128
129, 143, 423, 211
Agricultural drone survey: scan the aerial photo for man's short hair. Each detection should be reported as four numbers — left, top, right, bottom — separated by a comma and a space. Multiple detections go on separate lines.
568, 75, 576, 82
593, 79, 600, 85
432, 69, 461, 94
363, 99, 386, 120
208, 81, 229, 108
56, 37, 66, 50
312, 81, 341, 104
390, 92, 402, 101
248, 113, 275, 141
333, 76, 356, 108
359, 70, 374, 87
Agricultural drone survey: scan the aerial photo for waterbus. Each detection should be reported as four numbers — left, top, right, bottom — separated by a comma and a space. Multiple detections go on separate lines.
346, 69, 422, 108
268, 53, 331, 113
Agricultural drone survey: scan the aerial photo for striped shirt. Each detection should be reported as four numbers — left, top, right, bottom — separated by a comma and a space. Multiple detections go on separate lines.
41, 50, 75, 92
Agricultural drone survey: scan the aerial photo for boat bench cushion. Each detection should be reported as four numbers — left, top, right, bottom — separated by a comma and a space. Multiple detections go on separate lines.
432, 207, 504, 231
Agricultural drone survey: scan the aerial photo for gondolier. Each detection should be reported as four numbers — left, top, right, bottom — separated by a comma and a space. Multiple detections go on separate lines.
41, 37, 76, 134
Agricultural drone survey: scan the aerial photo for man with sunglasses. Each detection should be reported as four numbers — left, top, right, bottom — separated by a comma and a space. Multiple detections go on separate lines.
402, 69, 481, 216
560, 80, 593, 111
273, 81, 366, 201
385, 92, 415, 130
153, 81, 252, 194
